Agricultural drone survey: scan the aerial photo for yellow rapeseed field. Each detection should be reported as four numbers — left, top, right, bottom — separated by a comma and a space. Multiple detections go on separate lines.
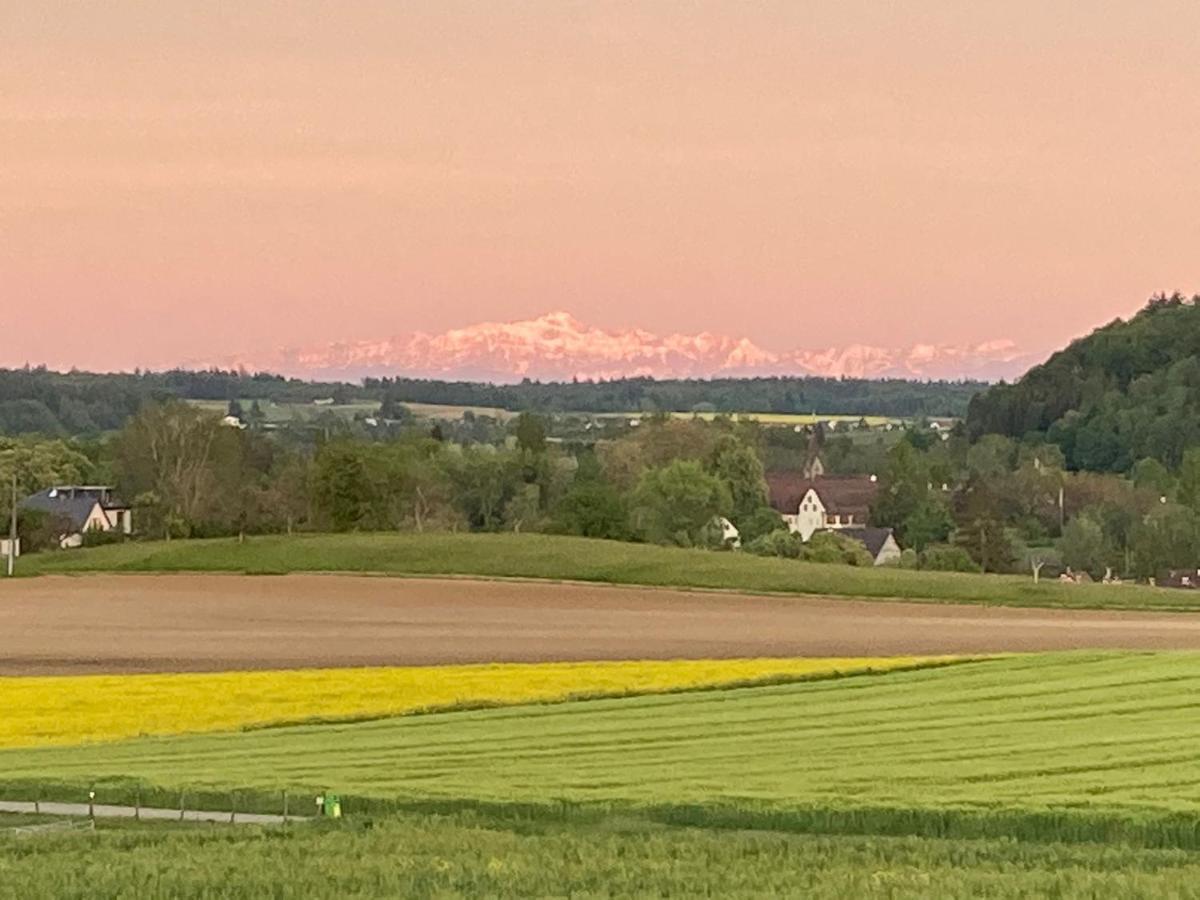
4, 656, 959, 749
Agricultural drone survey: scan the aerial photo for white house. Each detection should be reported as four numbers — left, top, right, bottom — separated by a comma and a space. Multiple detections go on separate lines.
767, 473, 880, 541
716, 516, 741, 549
766, 472, 901, 566
21, 486, 132, 549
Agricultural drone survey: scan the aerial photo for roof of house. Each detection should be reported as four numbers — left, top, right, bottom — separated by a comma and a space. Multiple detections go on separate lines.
836, 526, 898, 560
766, 473, 880, 521
21, 488, 104, 532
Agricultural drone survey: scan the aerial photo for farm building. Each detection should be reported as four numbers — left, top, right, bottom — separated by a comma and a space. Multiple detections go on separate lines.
766, 472, 901, 566
766, 473, 880, 541
21, 485, 132, 549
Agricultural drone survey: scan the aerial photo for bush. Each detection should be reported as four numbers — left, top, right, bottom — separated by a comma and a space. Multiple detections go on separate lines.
737, 507, 786, 544
81, 528, 129, 548
15, 509, 72, 554
919, 544, 978, 572
744, 529, 802, 559
803, 531, 873, 567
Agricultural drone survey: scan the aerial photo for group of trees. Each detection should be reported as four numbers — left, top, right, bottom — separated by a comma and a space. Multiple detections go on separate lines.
0, 366, 982, 439
6, 402, 792, 552
867, 424, 1200, 580
365, 376, 982, 418
966, 294, 1200, 471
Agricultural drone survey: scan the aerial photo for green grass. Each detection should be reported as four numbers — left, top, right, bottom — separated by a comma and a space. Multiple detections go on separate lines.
2, 812, 1199, 899
6, 653, 1200, 848
16, 532, 1200, 611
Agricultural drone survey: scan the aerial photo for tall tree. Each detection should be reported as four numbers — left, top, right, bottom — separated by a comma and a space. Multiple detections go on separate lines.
113, 402, 222, 538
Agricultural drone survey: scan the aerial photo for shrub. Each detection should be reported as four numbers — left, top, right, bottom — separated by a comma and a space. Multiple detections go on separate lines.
803, 531, 873, 567
744, 529, 802, 559
919, 544, 978, 572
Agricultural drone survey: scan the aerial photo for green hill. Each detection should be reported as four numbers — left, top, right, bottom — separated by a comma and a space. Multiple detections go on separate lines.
966, 294, 1200, 471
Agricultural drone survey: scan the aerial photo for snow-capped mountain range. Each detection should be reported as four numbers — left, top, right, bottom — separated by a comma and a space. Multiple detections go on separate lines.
212, 312, 1033, 382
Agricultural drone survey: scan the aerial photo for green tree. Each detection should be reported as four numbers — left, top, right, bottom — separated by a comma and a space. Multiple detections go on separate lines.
706, 435, 769, 526
1176, 448, 1200, 512
310, 441, 375, 531
899, 497, 954, 552
1131, 503, 1200, 579
631, 460, 731, 547
514, 412, 547, 456
737, 506, 786, 544
112, 402, 223, 538
1131, 458, 1174, 498
1058, 514, 1111, 579
0, 437, 94, 498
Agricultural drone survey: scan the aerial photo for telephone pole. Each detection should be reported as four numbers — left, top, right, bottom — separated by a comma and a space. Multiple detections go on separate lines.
6, 472, 16, 577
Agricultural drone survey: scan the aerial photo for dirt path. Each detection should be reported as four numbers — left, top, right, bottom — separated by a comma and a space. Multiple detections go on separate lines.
0, 799, 301, 825
3, 574, 1200, 675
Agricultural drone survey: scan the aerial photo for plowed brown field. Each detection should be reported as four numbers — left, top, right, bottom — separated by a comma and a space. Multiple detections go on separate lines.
3, 574, 1200, 675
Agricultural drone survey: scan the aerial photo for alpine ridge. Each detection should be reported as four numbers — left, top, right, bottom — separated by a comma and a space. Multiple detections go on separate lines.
213, 312, 1033, 382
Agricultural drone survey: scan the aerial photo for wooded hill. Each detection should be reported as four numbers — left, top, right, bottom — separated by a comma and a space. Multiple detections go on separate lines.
966, 294, 1200, 472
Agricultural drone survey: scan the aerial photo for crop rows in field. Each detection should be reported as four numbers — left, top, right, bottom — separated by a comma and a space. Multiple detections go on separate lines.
6, 653, 1199, 818
1, 656, 953, 748
4, 812, 1200, 899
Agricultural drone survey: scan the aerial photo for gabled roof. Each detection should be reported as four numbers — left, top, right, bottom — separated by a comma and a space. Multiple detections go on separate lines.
766, 473, 880, 521
21, 489, 103, 532
836, 526, 898, 559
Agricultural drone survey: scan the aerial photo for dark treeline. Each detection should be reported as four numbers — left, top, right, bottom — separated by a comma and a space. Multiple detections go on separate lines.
0, 367, 983, 437
967, 294, 1200, 471
365, 375, 984, 418
0, 369, 362, 436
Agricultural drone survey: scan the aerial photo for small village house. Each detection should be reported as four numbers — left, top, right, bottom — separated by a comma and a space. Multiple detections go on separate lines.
766, 472, 902, 566
21, 486, 132, 549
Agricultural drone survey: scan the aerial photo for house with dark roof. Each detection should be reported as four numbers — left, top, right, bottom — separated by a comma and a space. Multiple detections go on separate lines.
833, 526, 902, 566
21, 486, 132, 549
766, 472, 902, 566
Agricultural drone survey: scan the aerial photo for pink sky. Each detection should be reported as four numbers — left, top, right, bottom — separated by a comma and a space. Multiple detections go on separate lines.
2, 2, 1198, 375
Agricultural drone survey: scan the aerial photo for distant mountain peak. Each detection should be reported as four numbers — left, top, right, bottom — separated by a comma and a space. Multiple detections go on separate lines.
207, 311, 1032, 382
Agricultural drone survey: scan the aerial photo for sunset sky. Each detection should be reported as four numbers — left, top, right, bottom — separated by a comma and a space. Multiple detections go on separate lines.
3, 2, 1198, 375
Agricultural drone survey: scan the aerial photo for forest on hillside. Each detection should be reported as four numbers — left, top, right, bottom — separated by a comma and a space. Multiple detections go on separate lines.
0, 368, 982, 437
966, 294, 1200, 471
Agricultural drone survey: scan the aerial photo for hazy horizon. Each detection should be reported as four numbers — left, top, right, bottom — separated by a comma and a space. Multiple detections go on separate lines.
4, 3, 1197, 376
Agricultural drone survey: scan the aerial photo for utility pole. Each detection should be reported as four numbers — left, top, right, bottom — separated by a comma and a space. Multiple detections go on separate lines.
7, 471, 16, 577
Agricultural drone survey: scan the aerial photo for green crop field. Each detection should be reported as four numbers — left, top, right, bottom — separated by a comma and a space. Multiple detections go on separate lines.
15, 532, 1198, 611
3, 813, 1199, 899
6, 653, 1200, 896
5, 653, 1200, 849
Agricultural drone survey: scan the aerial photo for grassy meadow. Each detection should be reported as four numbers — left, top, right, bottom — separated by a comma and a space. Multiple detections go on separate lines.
3, 812, 1200, 899
1, 656, 954, 749
16, 531, 1199, 611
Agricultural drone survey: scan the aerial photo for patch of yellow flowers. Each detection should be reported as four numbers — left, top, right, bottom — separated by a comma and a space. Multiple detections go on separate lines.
3, 656, 956, 749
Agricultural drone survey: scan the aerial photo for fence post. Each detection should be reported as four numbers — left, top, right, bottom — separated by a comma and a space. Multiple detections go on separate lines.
34, 787, 40, 815
179, 789, 186, 822
135, 786, 141, 821
230, 791, 236, 824
282, 790, 289, 824
88, 789, 95, 823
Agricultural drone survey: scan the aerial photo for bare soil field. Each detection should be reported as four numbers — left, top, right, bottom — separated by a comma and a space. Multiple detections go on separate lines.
3, 575, 1200, 675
